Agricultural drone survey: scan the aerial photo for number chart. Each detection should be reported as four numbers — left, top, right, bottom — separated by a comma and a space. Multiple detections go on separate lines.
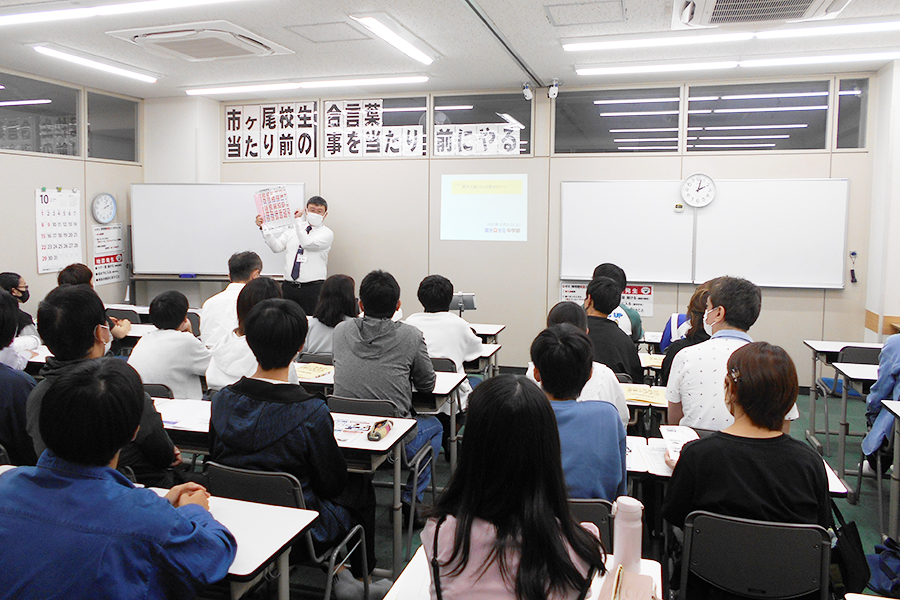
35, 188, 82, 274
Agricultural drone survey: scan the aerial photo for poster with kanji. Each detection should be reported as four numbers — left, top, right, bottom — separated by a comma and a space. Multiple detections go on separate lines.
323, 99, 425, 158
36, 188, 82, 274
92, 224, 125, 286
434, 123, 523, 157
225, 102, 317, 160
254, 186, 293, 233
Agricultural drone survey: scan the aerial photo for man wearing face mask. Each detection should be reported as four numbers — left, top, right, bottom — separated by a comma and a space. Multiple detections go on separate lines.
255, 195, 333, 315
25, 284, 180, 487
0, 272, 41, 354
665, 276, 800, 432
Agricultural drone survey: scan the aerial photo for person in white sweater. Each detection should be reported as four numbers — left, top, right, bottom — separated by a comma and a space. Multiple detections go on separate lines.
128, 291, 210, 399
200, 251, 262, 348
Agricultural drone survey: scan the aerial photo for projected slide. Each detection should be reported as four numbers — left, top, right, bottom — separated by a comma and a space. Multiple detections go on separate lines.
440, 174, 528, 241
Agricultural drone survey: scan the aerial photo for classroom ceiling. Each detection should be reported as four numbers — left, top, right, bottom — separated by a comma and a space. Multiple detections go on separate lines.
1, 0, 900, 101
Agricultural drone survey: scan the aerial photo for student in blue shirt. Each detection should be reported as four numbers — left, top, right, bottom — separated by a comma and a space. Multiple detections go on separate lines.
0, 358, 237, 600
531, 324, 627, 501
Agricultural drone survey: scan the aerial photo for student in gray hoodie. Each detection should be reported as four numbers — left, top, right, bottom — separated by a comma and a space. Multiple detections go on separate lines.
333, 270, 440, 517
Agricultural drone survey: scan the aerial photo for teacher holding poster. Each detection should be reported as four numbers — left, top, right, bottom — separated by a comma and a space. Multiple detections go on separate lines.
255, 195, 333, 315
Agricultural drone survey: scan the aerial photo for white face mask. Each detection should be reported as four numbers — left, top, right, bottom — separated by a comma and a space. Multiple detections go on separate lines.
98, 324, 112, 355
703, 308, 715, 337
306, 212, 324, 227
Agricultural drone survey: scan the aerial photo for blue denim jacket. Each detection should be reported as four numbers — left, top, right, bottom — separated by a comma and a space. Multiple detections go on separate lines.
0, 451, 237, 600
861, 335, 900, 456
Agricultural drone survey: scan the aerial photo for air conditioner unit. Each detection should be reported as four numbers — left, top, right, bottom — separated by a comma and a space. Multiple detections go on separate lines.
673, 0, 854, 29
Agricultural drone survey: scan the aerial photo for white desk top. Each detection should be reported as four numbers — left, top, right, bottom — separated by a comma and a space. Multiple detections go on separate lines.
294, 365, 465, 396
127, 323, 158, 338
106, 303, 201, 316
385, 546, 661, 600
641, 331, 663, 345
621, 384, 667, 408
638, 353, 665, 369
468, 323, 505, 337
881, 399, 900, 419
479, 343, 501, 359
831, 362, 879, 381
804, 340, 883, 353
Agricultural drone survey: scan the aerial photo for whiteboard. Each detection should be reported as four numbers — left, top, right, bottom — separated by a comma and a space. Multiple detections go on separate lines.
560, 178, 848, 288
560, 181, 694, 283
694, 179, 848, 288
131, 183, 305, 275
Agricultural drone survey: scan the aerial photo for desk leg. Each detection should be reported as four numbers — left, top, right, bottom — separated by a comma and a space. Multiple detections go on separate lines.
392, 445, 402, 579
838, 375, 850, 478
891, 418, 900, 540
277, 551, 290, 600
806, 351, 823, 454
450, 393, 458, 473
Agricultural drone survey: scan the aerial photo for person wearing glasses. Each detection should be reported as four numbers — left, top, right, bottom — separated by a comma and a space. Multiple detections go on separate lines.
0, 272, 40, 355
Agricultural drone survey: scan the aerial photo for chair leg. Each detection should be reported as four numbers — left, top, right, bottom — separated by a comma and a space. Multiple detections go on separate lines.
877, 451, 886, 536
823, 388, 831, 456
855, 451, 864, 503
405, 445, 435, 563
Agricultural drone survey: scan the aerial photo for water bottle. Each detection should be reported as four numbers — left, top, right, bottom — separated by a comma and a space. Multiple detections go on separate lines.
611, 496, 643, 574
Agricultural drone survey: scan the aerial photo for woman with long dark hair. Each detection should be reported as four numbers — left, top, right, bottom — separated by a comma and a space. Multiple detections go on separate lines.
422, 375, 605, 600
305, 274, 358, 355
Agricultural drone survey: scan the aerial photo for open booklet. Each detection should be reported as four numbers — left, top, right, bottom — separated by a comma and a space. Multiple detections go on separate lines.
619, 384, 666, 406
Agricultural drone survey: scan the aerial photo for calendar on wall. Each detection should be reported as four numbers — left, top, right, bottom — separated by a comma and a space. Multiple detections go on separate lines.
36, 188, 82, 274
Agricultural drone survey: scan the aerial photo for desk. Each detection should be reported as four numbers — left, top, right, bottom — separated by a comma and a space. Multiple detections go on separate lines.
126, 323, 158, 338
639, 330, 663, 354
803, 340, 882, 455
831, 362, 879, 480
881, 400, 900, 539
638, 353, 665, 385
152, 398, 418, 578
385, 545, 662, 600
464, 343, 501, 379
468, 322, 504, 343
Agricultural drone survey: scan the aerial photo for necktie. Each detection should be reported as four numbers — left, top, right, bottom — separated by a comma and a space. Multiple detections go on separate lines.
291, 225, 314, 280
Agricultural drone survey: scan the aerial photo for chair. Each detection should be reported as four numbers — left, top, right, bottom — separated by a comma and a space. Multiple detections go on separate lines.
818, 346, 880, 456
186, 312, 201, 338
568, 498, 614, 552
144, 383, 174, 398
854, 430, 892, 532
106, 308, 140, 323
430, 357, 456, 373
298, 352, 334, 366
0, 442, 11, 465
678, 511, 831, 600
327, 395, 437, 562
205, 461, 368, 600
615, 373, 633, 384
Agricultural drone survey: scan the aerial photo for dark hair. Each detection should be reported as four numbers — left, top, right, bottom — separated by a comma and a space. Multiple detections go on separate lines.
418, 275, 453, 313
37, 284, 106, 360
530, 325, 593, 400
708, 276, 761, 331
432, 375, 605, 600
307, 195, 328, 211
726, 342, 798, 431
685, 281, 712, 338
0, 290, 18, 348
0, 272, 22, 294
237, 277, 283, 334
591, 263, 626, 292
228, 251, 262, 283
57, 263, 93, 286
547, 301, 587, 332
359, 270, 400, 319
246, 299, 308, 370
149, 291, 189, 330
313, 274, 358, 327
40, 358, 144, 466
586, 277, 621, 315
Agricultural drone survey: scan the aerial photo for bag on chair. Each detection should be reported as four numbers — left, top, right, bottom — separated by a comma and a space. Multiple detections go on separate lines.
867, 536, 900, 597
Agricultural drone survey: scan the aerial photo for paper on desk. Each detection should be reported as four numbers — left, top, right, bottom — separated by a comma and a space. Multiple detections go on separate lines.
154, 399, 211, 432
640, 439, 674, 477
295, 363, 335, 379
620, 384, 666, 406
659, 425, 699, 459
626, 437, 649, 473
639, 353, 665, 369
333, 419, 372, 443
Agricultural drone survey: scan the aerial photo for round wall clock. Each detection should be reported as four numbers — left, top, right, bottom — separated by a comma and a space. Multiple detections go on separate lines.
92, 192, 117, 224
681, 173, 716, 208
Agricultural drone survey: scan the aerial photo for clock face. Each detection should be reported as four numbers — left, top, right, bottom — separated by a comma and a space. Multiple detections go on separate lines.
92, 193, 116, 224
681, 173, 716, 208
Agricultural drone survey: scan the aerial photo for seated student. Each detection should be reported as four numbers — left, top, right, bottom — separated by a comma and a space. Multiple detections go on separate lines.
659, 283, 711, 386
666, 276, 799, 431
58, 262, 132, 346
405, 274, 483, 452
305, 274, 358, 355
0, 358, 236, 599
209, 298, 390, 600
531, 324, 627, 501
0, 290, 37, 464
526, 301, 629, 425
128, 291, 211, 399
28, 284, 180, 487
422, 375, 606, 600
584, 277, 643, 384
593, 263, 643, 343
333, 270, 439, 520
0, 271, 40, 355
200, 251, 262, 348
206, 277, 299, 390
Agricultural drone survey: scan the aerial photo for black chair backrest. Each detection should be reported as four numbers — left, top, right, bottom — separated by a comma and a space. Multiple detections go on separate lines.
144, 383, 174, 399
680, 511, 830, 600
839, 346, 881, 365
327, 395, 399, 418
615, 373, 633, 384
106, 308, 140, 322
430, 357, 456, 373
0, 443, 11, 465
569, 498, 614, 552
298, 353, 334, 365
206, 461, 304, 508
186, 312, 201, 338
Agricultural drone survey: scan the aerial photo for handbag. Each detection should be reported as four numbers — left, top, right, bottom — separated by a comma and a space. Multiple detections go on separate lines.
867, 536, 900, 597
830, 499, 870, 596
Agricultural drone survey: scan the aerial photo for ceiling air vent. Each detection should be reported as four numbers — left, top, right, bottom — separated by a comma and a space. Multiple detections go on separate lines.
673, 0, 854, 28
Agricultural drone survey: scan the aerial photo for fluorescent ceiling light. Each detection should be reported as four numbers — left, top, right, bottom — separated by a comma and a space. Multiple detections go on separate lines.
350, 15, 433, 65
564, 32, 752, 51
692, 143, 777, 148
0, 0, 249, 26
435, 105, 473, 111
703, 123, 807, 130
600, 110, 678, 117
740, 52, 900, 68
34, 46, 157, 83
756, 20, 900, 39
298, 76, 428, 89
0, 85, 5, 90
688, 96, 719, 102
838, 90, 863, 96
613, 137, 677, 143
713, 105, 827, 113
608, 127, 679, 133
186, 82, 302, 95
497, 113, 525, 129
593, 97, 679, 105
381, 107, 425, 113
720, 91, 828, 100
699, 135, 790, 140
0, 98, 52, 107
687, 109, 712, 114
186, 76, 428, 95
617, 146, 677, 150
578, 61, 737, 76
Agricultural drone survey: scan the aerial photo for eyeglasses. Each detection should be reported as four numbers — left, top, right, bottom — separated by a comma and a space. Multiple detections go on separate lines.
15, 285, 28, 291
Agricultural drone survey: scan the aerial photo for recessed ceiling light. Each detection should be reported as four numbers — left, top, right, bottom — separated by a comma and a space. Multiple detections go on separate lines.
0, 0, 250, 27
564, 32, 753, 52
703, 124, 808, 130
756, 20, 900, 39
0, 98, 52, 107
34, 46, 157, 83
599, 110, 679, 117
578, 61, 738, 76
593, 97, 679, 105
740, 52, 900, 68
349, 15, 434, 65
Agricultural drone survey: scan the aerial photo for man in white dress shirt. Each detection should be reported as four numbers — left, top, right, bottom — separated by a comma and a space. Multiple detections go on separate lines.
255, 196, 333, 315
199, 252, 261, 348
